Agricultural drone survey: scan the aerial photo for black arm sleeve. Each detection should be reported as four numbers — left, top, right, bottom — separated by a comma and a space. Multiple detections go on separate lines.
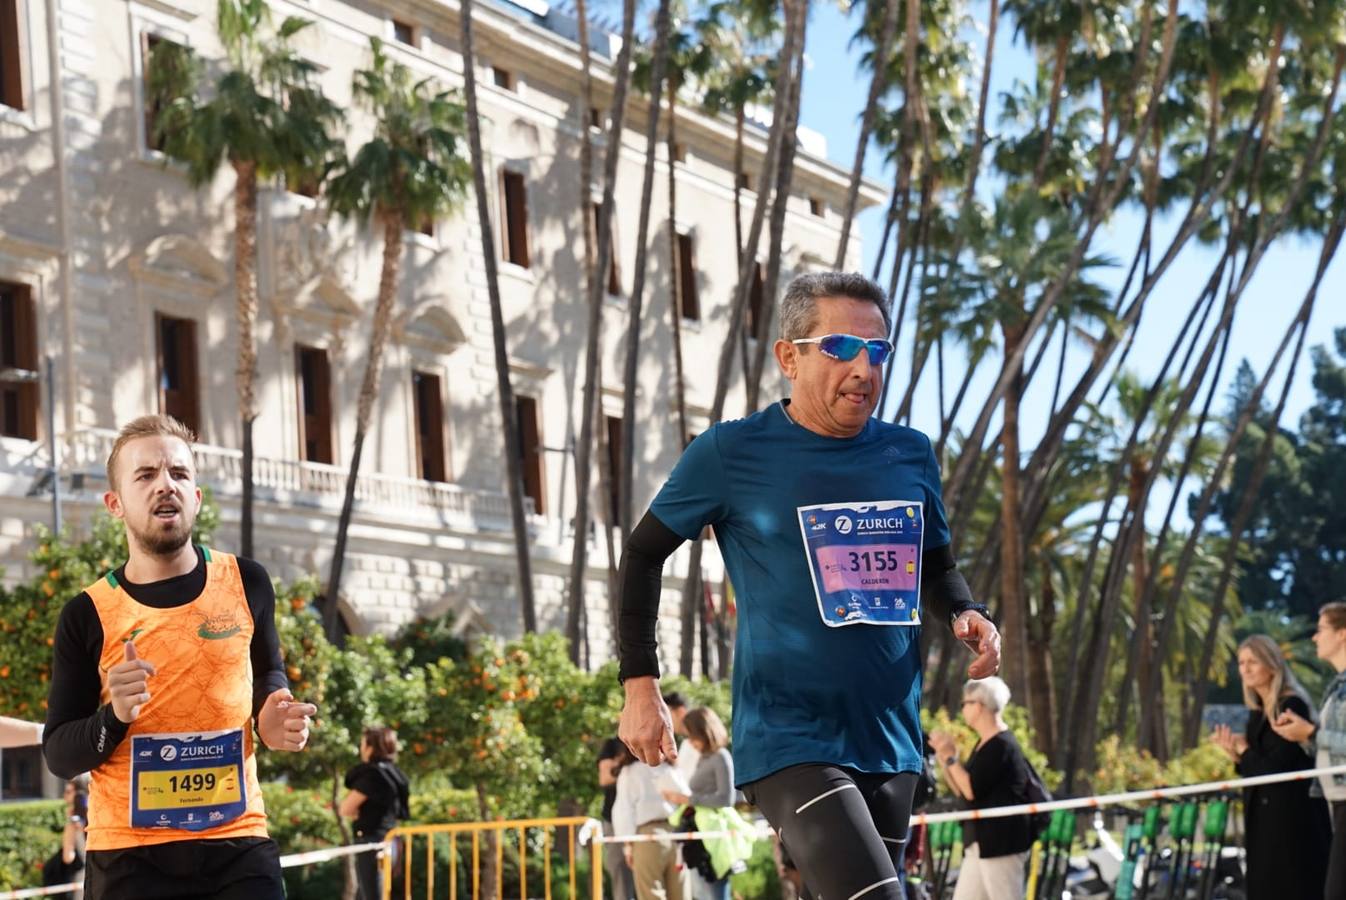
43, 593, 129, 779
616, 511, 686, 683
239, 558, 289, 718
920, 544, 989, 628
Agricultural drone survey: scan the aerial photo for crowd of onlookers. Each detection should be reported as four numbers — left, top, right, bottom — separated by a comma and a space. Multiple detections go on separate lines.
600, 693, 753, 900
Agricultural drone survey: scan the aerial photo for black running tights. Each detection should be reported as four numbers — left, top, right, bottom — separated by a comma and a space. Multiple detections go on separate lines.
743, 765, 917, 900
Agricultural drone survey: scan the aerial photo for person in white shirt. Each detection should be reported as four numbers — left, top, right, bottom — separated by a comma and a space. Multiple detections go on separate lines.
613, 742, 690, 900
664, 693, 701, 782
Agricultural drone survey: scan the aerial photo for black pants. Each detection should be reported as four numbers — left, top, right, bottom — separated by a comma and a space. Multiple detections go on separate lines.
85, 837, 284, 900
1328, 802, 1346, 900
744, 764, 918, 900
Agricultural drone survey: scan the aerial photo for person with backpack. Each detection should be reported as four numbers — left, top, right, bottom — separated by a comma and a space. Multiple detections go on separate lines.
929, 677, 1040, 900
340, 726, 412, 900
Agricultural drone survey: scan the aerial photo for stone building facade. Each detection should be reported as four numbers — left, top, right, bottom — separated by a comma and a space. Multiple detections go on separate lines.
0, 0, 881, 669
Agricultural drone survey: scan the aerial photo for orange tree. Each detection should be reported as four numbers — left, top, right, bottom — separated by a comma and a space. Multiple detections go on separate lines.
420, 637, 545, 819
512, 632, 623, 816
260, 583, 429, 837
0, 496, 219, 719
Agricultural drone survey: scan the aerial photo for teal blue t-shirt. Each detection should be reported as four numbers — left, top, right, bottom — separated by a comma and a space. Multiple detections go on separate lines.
650, 401, 951, 786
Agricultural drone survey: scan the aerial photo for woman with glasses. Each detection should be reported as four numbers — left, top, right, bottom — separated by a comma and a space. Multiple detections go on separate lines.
1209, 634, 1329, 899
1270, 602, 1346, 899
930, 678, 1034, 900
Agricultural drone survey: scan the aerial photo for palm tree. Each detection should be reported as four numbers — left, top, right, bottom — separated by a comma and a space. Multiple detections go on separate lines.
698, 0, 777, 266
563, 0, 639, 663
670, 0, 805, 680
322, 39, 475, 638
618, 0, 677, 547
940, 0, 1183, 520
148, 0, 338, 559
833, 0, 902, 267
937, 192, 1112, 742
743, 11, 808, 413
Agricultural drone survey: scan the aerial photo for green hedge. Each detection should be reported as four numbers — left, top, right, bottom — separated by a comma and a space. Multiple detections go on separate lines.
0, 799, 64, 891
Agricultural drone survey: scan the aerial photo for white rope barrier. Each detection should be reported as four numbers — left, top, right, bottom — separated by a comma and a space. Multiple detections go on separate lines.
0, 842, 387, 899
912, 762, 1346, 825
591, 763, 1346, 846
10, 765, 1344, 897
591, 824, 773, 845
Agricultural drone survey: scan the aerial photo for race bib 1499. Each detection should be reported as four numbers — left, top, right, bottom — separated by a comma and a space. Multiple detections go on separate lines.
129, 729, 246, 831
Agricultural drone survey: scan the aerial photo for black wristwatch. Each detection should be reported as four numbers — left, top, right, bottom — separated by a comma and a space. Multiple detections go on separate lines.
950, 603, 992, 628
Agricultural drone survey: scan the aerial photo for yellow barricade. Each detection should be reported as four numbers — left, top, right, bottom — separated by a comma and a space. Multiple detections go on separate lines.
379, 816, 601, 900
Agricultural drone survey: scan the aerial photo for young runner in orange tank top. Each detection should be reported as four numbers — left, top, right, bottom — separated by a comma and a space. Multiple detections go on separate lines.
43, 415, 317, 900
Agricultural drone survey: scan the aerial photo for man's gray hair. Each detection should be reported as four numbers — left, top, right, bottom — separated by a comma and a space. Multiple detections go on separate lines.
778, 272, 892, 342
963, 676, 1012, 714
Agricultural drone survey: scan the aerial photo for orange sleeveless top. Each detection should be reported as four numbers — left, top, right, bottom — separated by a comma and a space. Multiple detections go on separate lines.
84, 548, 269, 850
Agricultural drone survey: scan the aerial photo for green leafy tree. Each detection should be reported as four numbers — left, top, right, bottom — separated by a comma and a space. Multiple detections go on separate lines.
421, 638, 545, 899
261, 583, 428, 898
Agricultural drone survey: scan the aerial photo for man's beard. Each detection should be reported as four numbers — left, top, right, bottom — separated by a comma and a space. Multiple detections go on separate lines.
128, 515, 194, 557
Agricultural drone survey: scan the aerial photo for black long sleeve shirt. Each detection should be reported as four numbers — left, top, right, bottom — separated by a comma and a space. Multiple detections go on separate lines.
42, 547, 288, 779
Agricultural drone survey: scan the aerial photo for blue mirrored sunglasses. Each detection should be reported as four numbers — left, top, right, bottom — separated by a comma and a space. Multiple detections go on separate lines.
791, 333, 895, 365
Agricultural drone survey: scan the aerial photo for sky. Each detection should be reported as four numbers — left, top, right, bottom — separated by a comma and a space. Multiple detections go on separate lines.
797, 0, 1345, 451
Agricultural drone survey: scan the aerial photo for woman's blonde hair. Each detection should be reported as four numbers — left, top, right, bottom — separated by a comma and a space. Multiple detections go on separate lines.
683, 707, 729, 752
1238, 634, 1309, 718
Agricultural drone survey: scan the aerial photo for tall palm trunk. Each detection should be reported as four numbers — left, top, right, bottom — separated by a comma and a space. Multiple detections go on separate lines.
833, 0, 901, 268
1053, 264, 1227, 771
574, 0, 615, 646
668, 83, 699, 677
459, 0, 538, 632
961, 0, 997, 207
593, 368, 619, 655
1069, 265, 1247, 777
232, 160, 259, 560
668, 86, 689, 449
565, 0, 638, 661
733, 105, 745, 265
997, 321, 1031, 723
744, 29, 806, 412
1031, 33, 1069, 187
326, 212, 405, 640
618, 0, 673, 542
1026, 570, 1056, 752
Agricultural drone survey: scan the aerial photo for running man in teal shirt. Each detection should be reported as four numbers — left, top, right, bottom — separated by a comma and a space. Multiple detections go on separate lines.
617, 272, 1000, 900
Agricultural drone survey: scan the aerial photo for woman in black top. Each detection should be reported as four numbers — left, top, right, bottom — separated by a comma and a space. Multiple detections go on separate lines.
930, 677, 1033, 900
340, 726, 411, 900
1210, 635, 1329, 898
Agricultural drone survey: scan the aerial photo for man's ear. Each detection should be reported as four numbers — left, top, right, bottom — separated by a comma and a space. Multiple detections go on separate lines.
774, 339, 798, 379
103, 490, 124, 520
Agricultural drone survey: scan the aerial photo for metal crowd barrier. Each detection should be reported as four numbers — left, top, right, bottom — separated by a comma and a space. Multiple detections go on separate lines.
379, 816, 597, 900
